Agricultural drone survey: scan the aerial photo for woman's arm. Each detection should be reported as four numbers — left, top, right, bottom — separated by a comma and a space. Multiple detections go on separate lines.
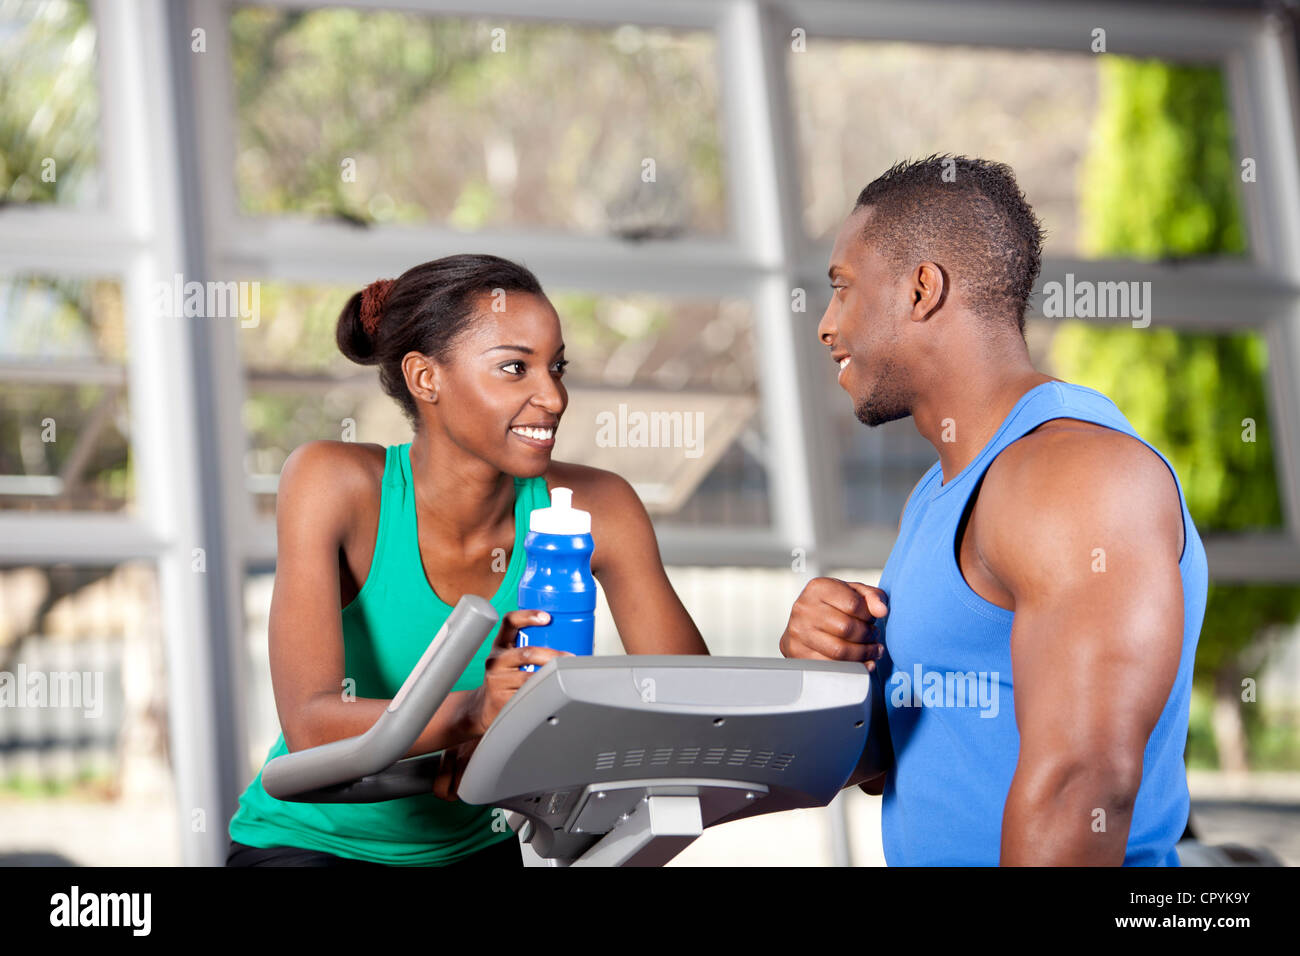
550, 463, 709, 655
268, 440, 481, 756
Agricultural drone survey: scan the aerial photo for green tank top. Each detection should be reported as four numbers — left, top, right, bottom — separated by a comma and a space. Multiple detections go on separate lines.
228, 441, 550, 865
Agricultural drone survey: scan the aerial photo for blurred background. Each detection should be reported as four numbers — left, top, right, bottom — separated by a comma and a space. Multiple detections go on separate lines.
2, 0, 1300, 867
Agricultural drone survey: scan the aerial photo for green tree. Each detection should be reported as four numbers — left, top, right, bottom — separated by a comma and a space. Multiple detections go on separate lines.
1051, 57, 1300, 770
0, 0, 99, 204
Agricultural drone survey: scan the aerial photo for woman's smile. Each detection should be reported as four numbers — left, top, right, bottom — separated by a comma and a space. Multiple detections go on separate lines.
509, 422, 557, 450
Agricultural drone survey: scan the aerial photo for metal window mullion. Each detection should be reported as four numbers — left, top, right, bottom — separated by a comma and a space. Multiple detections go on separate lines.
99, 0, 221, 866
166, 0, 257, 865
719, 1, 819, 550
1265, 307, 1300, 548
0, 210, 142, 272
99, 0, 248, 866
235, 0, 724, 30
718, 0, 854, 867
0, 514, 164, 562
215, 223, 766, 298
1205, 533, 1300, 582
1237, 19, 1300, 547
779, 0, 1259, 56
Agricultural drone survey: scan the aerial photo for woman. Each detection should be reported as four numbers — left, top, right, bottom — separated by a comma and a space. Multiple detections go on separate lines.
226, 254, 708, 867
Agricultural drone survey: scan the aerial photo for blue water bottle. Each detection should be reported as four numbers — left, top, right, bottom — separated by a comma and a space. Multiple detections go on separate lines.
516, 487, 595, 672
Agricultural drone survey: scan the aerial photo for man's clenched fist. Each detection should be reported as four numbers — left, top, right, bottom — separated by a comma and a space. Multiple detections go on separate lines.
779, 577, 888, 669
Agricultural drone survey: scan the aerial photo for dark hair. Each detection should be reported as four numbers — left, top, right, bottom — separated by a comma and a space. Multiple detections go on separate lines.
337, 254, 545, 427
853, 154, 1045, 336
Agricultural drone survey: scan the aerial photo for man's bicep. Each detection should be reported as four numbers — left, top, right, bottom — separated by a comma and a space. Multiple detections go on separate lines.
985, 441, 1186, 767
1008, 571, 1182, 771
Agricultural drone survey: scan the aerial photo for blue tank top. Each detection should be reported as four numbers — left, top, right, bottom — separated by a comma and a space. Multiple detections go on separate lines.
876, 381, 1208, 866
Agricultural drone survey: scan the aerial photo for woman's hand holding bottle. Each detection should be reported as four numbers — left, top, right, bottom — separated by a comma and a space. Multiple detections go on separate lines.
464, 609, 571, 737
436, 610, 569, 801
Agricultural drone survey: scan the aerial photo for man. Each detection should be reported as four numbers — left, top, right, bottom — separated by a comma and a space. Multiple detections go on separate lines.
780, 155, 1208, 865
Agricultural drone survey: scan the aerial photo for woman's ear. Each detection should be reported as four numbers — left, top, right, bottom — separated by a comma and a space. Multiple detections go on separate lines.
402, 351, 440, 404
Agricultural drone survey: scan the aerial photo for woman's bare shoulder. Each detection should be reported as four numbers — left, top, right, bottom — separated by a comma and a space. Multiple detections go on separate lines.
544, 461, 667, 585
276, 440, 387, 525
544, 459, 637, 503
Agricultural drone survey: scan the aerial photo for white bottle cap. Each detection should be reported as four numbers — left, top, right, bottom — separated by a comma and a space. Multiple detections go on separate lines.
529, 486, 591, 535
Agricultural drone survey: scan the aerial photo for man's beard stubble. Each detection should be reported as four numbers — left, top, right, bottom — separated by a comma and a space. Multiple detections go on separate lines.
853, 354, 912, 428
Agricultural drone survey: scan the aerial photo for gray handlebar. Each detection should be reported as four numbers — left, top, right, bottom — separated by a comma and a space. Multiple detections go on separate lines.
261, 595, 499, 802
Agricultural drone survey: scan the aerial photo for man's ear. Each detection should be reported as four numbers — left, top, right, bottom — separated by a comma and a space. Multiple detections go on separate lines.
402, 351, 440, 404
911, 260, 947, 321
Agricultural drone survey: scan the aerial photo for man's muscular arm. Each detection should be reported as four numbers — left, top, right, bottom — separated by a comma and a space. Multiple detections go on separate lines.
976, 427, 1185, 865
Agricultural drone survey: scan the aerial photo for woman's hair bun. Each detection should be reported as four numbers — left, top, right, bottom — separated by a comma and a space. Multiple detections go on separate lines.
336, 287, 379, 365
360, 278, 395, 335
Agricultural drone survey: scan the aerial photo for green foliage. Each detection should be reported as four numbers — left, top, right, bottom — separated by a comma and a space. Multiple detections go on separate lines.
548, 292, 671, 364
1, 768, 112, 799
1185, 687, 1218, 769
1054, 57, 1300, 767
0, 0, 99, 205
230, 8, 489, 222
1079, 58, 1246, 260
228, 9, 725, 233
239, 282, 355, 374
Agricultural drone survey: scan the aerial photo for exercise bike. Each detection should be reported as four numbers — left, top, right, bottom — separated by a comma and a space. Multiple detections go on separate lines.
261, 595, 879, 866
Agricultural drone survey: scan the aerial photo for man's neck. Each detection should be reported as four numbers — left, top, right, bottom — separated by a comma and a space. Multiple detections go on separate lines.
913, 363, 1060, 485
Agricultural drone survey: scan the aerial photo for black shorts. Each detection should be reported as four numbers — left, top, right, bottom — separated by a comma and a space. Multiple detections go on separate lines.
225, 834, 523, 868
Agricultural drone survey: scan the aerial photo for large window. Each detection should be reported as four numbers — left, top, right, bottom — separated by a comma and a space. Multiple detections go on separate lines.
0, 275, 131, 512
789, 43, 1249, 259
790, 41, 1276, 543
0, 561, 175, 865
230, 7, 727, 236
2, 0, 1299, 867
